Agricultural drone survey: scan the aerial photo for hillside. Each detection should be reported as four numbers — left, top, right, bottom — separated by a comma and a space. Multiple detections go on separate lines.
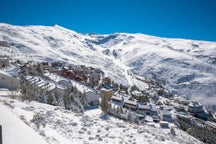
0, 23, 216, 110
0, 94, 202, 144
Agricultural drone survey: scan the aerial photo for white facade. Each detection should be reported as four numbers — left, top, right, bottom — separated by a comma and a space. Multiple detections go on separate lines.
86, 91, 100, 105
0, 70, 19, 90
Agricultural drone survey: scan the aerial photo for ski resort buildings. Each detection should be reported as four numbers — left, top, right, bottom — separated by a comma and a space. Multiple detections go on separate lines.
22, 72, 100, 108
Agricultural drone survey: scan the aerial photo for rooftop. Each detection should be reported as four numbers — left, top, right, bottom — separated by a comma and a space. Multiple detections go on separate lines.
124, 98, 137, 106
111, 95, 122, 102
138, 104, 151, 110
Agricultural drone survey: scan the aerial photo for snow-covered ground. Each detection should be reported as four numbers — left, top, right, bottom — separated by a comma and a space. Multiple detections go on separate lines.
0, 23, 216, 110
0, 92, 202, 144
0, 104, 47, 144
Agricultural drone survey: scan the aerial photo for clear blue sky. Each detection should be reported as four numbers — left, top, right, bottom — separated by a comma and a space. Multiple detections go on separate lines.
1, 0, 216, 41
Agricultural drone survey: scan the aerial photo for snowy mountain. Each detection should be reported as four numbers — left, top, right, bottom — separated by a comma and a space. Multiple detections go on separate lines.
0, 23, 216, 110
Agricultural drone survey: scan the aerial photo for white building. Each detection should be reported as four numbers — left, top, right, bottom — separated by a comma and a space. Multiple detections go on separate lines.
0, 70, 19, 90
45, 72, 100, 105
86, 91, 100, 105
24, 76, 66, 106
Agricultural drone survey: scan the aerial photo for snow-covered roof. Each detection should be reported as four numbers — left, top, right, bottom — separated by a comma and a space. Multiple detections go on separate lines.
41, 83, 56, 92
132, 90, 143, 96
111, 95, 122, 102
3, 65, 20, 77
56, 84, 67, 91
100, 88, 113, 92
162, 105, 173, 111
37, 81, 48, 88
29, 77, 40, 84
150, 103, 157, 112
124, 98, 137, 106
162, 111, 172, 116
25, 76, 33, 80
138, 104, 151, 110
0, 70, 16, 78
73, 79, 99, 94
25, 75, 68, 92
44, 72, 69, 83
45, 72, 98, 94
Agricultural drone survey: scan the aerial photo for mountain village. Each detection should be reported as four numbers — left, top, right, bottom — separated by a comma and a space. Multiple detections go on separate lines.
1, 54, 216, 143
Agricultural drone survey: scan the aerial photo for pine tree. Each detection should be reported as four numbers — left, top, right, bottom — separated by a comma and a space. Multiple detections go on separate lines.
36, 63, 44, 76
116, 107, 120, 115
120, 106, 123, 113
107, 102, 112, 113
82, 90, 90, 107
170, 127, 176, 136
128, 111, 132, 122
19, 74, 28, 100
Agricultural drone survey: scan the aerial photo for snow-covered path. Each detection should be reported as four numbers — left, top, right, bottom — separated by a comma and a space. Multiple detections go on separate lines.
0, 104, 47, 144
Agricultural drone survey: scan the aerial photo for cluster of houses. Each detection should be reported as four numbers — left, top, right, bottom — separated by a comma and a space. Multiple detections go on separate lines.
104, 90, 174, 127
21, 72, 101, 108
188, 101, 210, 120
173, 96, 213, 121
44, 72, 100, 105
98, 82, 214, 128
0, 61, 108, 109
0, 60, 216, 130
56, 65, 104, 87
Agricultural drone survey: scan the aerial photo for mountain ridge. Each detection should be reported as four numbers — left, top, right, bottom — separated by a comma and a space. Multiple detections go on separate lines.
1, 23, 216, 42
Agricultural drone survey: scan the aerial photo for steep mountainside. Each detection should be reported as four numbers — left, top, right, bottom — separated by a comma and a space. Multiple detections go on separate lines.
0, 23, 216, 110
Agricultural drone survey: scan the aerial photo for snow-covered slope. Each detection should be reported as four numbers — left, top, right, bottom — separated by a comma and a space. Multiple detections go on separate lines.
0, 104, 48, 144
0, 95, 202, 144
0, 23, 216, 109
